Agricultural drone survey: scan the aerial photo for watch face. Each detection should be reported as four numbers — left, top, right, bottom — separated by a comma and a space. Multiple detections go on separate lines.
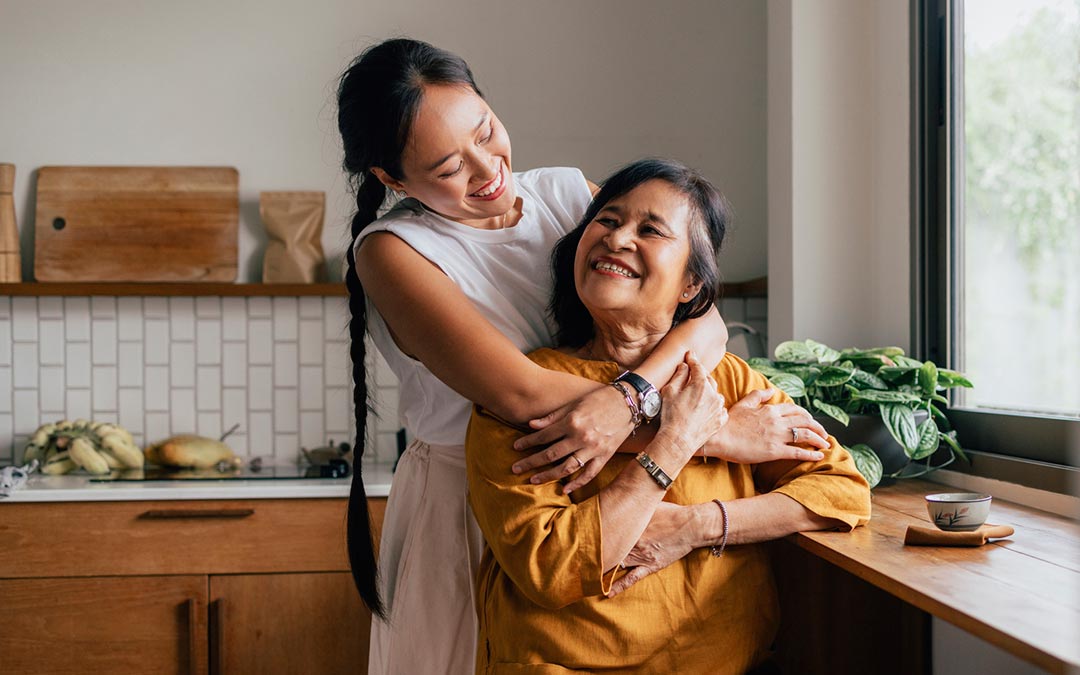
641, 391, 662, 419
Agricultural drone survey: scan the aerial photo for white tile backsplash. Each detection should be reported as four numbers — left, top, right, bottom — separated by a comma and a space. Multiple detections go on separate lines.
38, 319, 65, 365
117, 298, 143, 338
40, 366, 65, 411
274, 388, 299, 433
14, 390, 38, 435
169, 298, 195, 340
272, 297, 298, 340
65, 389, 91, 421
91, 319, 117, 365
13, 343, 38, 388
299, 366, 323, 410
170, 388, 196, 432
0, 367, 11, 413
66, 343, 90, 388
273, 342, 298, 387
144, 319, 170, 364
299, 320, 322, 365
248, 366, 273, 411
38, 297, 63, 319
197, 366, 221, 411
90, 296, 116, 318
0, 288, 561, 463
0, 319, 10, 366
64, 298, 90, 341
92, 365, 117, 412
12, 298, 38, 340
196, 320, 222, 365
248, 319, 273, 364
170, 342, 196, 388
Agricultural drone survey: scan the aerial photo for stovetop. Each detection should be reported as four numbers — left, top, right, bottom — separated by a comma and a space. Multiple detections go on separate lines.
88, 462, 350, 482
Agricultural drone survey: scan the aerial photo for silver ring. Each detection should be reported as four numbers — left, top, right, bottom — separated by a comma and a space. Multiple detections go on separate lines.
791, 427, 799, 443
571, 454, 585, 470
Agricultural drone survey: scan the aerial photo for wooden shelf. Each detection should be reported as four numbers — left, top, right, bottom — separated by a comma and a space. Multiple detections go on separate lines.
0, 282, 346, 297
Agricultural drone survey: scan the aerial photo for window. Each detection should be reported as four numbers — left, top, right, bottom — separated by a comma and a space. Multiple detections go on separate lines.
914, 0, 1079, 481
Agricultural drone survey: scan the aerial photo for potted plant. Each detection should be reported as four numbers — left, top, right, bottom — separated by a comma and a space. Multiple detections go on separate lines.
748, 339, 972, 488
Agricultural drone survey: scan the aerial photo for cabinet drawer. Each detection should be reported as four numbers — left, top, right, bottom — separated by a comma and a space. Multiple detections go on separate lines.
0, 575, 207, 675
0, 498, 387, 578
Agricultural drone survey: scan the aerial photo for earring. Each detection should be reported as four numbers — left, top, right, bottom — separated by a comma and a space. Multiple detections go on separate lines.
681, 292, 690, 298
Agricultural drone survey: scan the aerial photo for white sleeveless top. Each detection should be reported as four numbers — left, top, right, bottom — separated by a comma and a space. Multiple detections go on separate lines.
355, 167, 593, 446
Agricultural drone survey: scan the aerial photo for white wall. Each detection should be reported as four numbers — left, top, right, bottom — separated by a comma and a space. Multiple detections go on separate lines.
0, 0, 768, 283
767, 0, 911, 353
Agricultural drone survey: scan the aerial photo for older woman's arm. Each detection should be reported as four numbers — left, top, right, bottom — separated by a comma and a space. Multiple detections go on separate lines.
610, 357, 871, 595
467, 355, 726, 609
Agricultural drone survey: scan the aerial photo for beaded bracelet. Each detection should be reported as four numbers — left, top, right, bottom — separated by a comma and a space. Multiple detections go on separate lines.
710, 499, 729, 558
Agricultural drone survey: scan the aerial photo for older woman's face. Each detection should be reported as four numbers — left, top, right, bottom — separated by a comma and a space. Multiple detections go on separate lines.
574, 179, 699, 323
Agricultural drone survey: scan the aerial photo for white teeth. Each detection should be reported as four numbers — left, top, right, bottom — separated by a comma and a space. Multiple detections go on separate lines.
471, 166, 503, 197
594, 261, 636, 278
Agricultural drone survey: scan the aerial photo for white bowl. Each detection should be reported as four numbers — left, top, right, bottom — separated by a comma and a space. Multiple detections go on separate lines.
925, 493, 992, 531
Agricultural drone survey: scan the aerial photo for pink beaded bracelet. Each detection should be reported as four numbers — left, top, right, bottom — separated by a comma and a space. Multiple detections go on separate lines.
710, 499, 729, 558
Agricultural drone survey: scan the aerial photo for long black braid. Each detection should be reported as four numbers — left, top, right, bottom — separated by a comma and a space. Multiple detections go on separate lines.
336, 38, 481, 618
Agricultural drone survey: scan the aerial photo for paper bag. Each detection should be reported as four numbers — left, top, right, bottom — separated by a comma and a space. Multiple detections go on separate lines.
260, 191, 326, 283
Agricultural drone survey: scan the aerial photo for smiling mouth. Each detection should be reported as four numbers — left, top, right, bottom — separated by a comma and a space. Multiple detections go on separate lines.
592, 259, 639, 278
469, 165, 505, 199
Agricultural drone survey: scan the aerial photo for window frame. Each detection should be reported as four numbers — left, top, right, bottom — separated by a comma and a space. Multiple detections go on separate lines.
911, 0, 1079, 489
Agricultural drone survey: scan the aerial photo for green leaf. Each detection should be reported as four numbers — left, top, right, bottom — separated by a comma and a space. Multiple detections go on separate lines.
939, 431, 969, 463
929, 403, 952, 430
767, 373, 806, 399
851, 389, 924, 404
812, 399, 850, 426
805, 339, 841, 364
774, 341, 817, 363
880, 404, 919, 454
849, 369, 889, 390
748, 361, 788, 379
877, 366, 919, 383
815, 365, 855, 387
918, 361, 939, 397
747, 357, 773, 369
847, 443, 883, 488
910, 418, 940, 460
938, 369, 974, 388
930, 393, 950, 405
843, 346, 906, 359
893, 355, 924, 369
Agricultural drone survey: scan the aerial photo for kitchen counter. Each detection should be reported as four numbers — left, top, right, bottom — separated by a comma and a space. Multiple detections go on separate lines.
1, 462, 394, 502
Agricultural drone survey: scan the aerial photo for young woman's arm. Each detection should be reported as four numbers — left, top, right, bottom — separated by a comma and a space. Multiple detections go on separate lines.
358, 233, 727, 484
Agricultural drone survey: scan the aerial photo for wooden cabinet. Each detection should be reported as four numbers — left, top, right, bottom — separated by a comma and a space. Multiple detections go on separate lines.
0, 497, 386, 675
0, 575, 207, 675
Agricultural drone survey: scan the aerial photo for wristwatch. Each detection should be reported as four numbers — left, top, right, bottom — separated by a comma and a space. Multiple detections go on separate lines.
614, 371, 662, 422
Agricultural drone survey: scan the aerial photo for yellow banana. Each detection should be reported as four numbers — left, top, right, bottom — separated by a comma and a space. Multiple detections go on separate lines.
100, 433, 144, 468
96, 446, 125, 470
69, 437, 110, 475
41, 457, 77, 475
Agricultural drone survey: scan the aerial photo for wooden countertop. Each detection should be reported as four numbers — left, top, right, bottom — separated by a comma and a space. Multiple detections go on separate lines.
789, 479, 1080, 674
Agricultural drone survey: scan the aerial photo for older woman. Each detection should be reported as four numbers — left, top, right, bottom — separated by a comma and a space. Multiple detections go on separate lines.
466, 159, 872, 674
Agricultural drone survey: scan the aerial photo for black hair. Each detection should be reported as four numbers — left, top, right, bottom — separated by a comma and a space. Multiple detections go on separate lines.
549, 158, 730, 347
336, 37, 481, 618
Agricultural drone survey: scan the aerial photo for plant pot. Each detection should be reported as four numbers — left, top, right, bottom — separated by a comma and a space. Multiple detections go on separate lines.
814, 411, 930, 476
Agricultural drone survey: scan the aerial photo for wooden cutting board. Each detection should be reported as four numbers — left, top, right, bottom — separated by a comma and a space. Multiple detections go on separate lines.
34, 166, 239, 282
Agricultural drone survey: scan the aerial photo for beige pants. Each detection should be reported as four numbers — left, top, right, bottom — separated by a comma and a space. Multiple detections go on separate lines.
368, 440, 484, 675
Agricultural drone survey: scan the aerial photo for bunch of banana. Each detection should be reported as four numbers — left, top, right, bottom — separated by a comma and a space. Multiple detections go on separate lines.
23, 419, 143, 475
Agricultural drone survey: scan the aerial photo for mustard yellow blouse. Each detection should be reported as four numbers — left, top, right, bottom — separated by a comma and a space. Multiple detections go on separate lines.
466, 349, 872, 674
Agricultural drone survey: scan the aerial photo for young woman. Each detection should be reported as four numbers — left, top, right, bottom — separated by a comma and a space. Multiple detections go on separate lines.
336, 39, 830, 674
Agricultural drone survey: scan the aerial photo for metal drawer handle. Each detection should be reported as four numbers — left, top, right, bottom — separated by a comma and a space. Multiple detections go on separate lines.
139, 508, 255, 520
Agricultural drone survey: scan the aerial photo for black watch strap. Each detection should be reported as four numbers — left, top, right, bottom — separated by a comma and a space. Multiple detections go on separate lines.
615, 371, 655, 397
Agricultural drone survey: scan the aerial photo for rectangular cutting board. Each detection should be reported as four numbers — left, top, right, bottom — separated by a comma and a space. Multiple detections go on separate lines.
34, 166, 239, 282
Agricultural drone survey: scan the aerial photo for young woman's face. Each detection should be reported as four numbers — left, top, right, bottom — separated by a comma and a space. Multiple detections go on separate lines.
574, 179, 702, 325
381, 84, 515, 226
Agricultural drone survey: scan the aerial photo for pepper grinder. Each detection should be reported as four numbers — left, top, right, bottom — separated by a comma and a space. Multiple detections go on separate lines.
0, 163, 20, 282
